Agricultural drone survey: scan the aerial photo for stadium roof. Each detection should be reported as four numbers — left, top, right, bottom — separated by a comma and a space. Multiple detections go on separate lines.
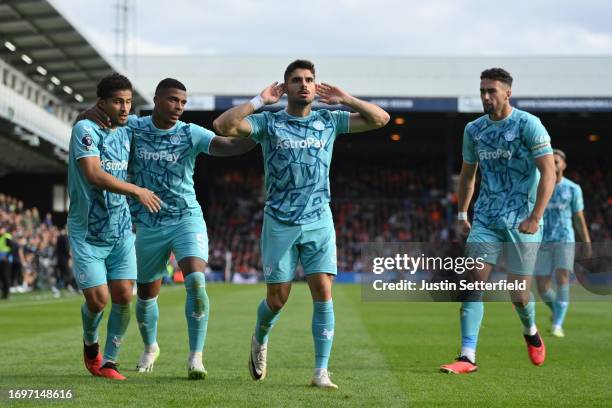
127, 55, 612, 109
0, 0, 150, 107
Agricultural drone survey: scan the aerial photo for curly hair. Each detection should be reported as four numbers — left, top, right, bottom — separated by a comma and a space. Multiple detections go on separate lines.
97, 73, 132, 99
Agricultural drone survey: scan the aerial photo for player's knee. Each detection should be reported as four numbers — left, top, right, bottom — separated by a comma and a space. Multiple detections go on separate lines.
267, 296, 287, 312
84, 289, 108, 312
536, 284, 549, 297
137, 281, 161, 299
86, 298, 106, 313
512, 294, 531, 307
556, 269, 570, 284
112, 291, 133, 305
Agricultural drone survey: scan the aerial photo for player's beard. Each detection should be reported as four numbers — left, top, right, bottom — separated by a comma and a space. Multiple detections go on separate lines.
483, 103, 493, 114
290, 97, 312, 108
297, 99, 311, 106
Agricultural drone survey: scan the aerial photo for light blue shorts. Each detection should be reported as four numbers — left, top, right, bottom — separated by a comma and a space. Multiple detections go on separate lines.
534, 243, 575, 275
69, 231, 136, 290
466, 223, 542, 276
261, 207, 337, 283
135, 217, 208, 284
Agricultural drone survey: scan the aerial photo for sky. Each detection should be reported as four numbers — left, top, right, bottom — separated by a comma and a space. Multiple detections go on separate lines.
50, 0, 612, 56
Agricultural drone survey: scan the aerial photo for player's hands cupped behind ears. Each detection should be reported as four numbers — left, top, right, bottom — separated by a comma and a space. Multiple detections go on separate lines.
134, 187, 162, 213
456, 219, 471, 237
518, 215, 539, 234
260, 82, 285, 105
316, 83, 350, 105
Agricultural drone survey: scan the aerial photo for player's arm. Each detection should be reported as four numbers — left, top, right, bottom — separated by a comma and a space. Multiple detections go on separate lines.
74, 105, 112, 128
213, 82, 285, 137
573, 211, 591, 243
316, 83, 390, 133
208, 135, 257, 157
457, 161, 478, 235
518, 154, 555, 234
78, 156, 162, 212
457, 125, 479, 235
571, 181, 591, 255
571, 184, 590, 250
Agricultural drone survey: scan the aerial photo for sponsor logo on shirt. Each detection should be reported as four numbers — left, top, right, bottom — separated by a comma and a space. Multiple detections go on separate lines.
100, 160, 128, 171
478, 149, 513, 160
275, 137, 324, 150
136, 147, 180, 162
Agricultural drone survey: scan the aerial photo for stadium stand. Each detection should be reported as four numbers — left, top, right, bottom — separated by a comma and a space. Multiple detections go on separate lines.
1, 156, 610, 295
0, 193, 70, 298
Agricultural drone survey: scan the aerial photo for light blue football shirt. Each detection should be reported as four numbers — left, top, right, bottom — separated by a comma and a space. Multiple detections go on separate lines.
542, 177, 584, 243
127, 116, 215, 227
67, 119, 132, 245
462, 108, 553, 229
247, 109, 350, 225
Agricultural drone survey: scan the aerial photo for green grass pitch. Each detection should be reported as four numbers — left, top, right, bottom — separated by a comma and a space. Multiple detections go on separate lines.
1, 284, 610, 407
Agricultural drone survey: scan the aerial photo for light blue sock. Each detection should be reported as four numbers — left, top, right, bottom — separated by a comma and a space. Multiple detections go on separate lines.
540, 288, 556, 313
460, 300, 484, 361
184, 272, 209, 353
312, 300, 335, 369
254, 299, 281, 344
103, 303, 131, 362
553, 283, 570, 328
136, 296, 159, 347
515, 300, 537, 333
81, 303, 103, 345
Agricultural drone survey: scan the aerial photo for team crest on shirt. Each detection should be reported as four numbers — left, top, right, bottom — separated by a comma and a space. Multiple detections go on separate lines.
274, 121, 286, 128
312, 120, 325, 131
170, 134, 181, 145
504, 131, 517, 142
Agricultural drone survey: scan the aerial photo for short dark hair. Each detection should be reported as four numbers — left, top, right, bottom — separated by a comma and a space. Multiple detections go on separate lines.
553, 148, 567, 161
155, 78, 186, 95
480, 68, 513, 87
97, 73, 132, 99
284, 59, 315, 82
